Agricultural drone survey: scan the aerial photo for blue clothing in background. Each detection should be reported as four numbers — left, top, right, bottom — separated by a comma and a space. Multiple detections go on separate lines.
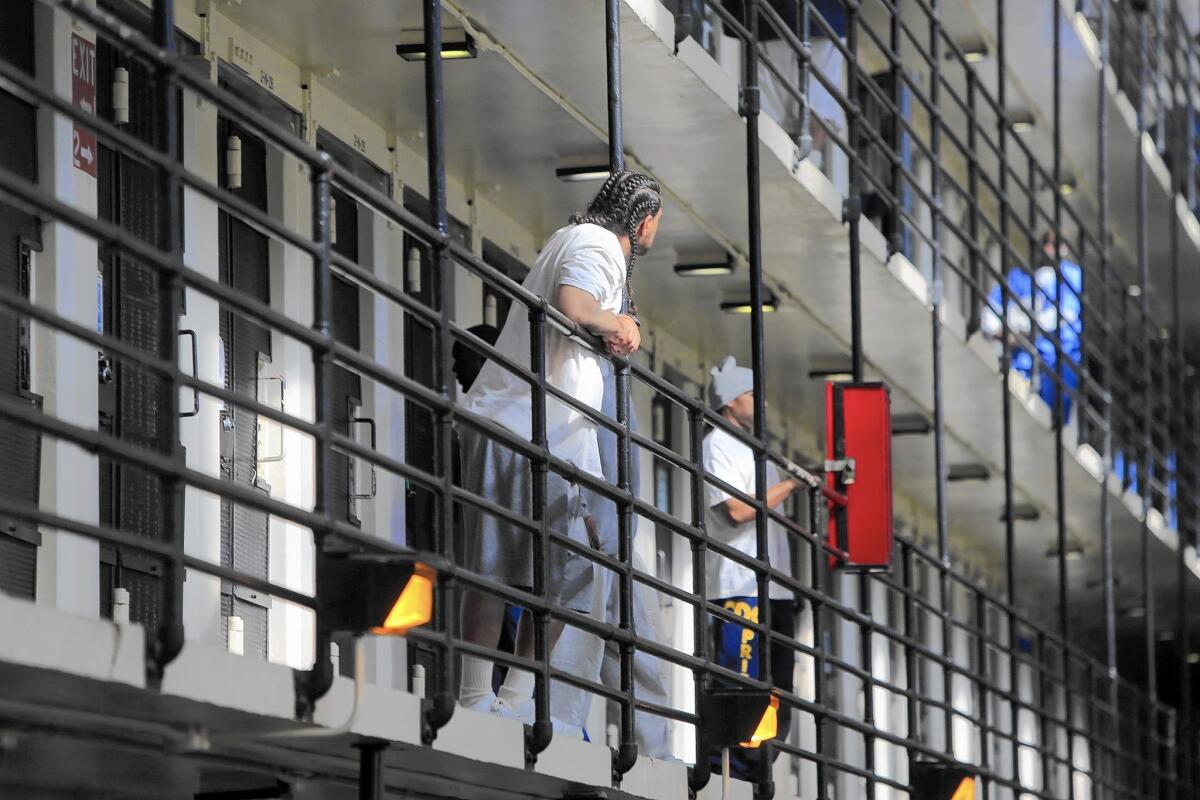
986, 261, 1083, 424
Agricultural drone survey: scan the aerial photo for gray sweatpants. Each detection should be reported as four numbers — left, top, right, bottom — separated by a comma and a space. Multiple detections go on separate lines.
549, 366, 672, 760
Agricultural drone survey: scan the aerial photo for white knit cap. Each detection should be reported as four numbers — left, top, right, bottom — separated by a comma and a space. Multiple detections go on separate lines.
708, 355, 754, 411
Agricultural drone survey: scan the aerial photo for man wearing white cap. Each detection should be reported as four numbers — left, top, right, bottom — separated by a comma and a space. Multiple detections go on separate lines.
703, 355, 803, 779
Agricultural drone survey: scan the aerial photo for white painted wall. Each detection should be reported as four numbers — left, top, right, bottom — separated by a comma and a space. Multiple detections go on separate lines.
32, 1, 100, 618
180, 79, 224, 647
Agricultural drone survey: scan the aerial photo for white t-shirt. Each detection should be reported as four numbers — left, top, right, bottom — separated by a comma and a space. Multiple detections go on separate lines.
703, 426, 792, 600
462, 223, 626, 479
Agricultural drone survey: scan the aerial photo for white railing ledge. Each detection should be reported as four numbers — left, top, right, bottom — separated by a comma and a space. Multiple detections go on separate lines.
621, 755, 690, 800
534, 734, 612, 787
314, 675, 423, 745
0, 592, 144, 689
161, 642, 293, 720
432, 703, 525, 769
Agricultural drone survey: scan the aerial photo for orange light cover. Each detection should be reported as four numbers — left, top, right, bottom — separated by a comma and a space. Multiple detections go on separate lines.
949, 777, 976, 800
739, 695, 779, 748
371, 563, 435, 636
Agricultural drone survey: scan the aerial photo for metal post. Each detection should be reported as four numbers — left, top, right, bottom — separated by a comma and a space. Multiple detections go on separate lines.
742, 5, 775, 795
901, 544, 919, 790
995, 9, 1022, 790
966, 71, 980, 338
149, 0, 185, 686
846, 0, 864, 383
295, 151, 337, 721
974, 592, 991, 797
1051, 4, 1076, 792
605, 0, 638, 776
687, 406, 712, 795
1134, 0, 1157, 708
811, 486, 830, 800
926, 0, 953, 763
356, 741, 386, 800
888, 0, 903, 257
1096, 0, 1119, 743
844, 2, 875, 795
615, 363, 638, 777
528, 305, 552, 758
423, 0, 457, 738
606, 0, 624, 173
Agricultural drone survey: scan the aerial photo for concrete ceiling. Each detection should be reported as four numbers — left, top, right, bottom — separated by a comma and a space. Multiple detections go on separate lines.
212, 0, 1198, 657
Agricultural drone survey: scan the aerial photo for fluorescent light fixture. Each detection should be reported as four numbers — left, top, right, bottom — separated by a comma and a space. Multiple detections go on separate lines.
1127, 284, 1143, 298
555, 164, 611, 182
948, 463, 990, 482
1045, 545, 1084, 561
721, 296, 778, 314
396, 28, 477, 61
1011, 114, 1035, 133
675, 255, 734, 277
808, 368, 854, 382
999, 503, 1040, 522
1125, 606, 1147, 619
1188, 652, 1200, 665
959, 42, 988, 63
891, 413, 933, 436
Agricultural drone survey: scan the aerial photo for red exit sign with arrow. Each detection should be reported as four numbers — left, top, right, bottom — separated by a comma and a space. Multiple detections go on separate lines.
71, 33, 97, 177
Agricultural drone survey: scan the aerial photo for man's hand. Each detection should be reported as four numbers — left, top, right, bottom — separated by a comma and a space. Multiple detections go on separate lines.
605, 315, 641, 358
584, 515, 601, 550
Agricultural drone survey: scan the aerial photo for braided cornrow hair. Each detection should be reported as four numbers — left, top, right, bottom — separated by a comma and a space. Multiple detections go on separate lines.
569, 170, 662, 321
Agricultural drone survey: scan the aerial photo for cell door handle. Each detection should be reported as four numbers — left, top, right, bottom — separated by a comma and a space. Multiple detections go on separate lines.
349, 416, 377, 500
178, 329, 199, 417
256, 375, 286, 464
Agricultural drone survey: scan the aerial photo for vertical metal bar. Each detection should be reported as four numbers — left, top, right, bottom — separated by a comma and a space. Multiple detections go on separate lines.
605, 0, 637, 776
995, 19, 1022, 794
859, 569, 876, 799
1134, 0, 1157, 711
1187, 24, 1199, 212
299, 152, 336, 722
356, 741, 386, 800
1052, 0, 1069, 644
811, 485, 831, 800
843, 1, 875, 794
846, 0, 864, 383
422, 0, 458, 738
966, 71, 980, 339
687, 404, 712, 795
926, 0, 953, 764
888, 0, 903, 257
1038, 631, 1053, 796
974, 592, 991, 797
528, 306, 552, 757
606, 0, 624, 173
615, 364, 638, 776
1097, 0, 1119, 753
902, 545, 919, 788
149, 0, 185, 685
741, 5, 774, 793
1052, 4, 1076, 793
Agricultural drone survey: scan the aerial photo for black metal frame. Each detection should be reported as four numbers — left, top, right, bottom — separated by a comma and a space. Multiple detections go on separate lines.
0, 0, 1195, 797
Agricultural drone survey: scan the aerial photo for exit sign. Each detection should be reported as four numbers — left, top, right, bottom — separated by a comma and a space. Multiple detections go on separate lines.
71, 32, 97, 177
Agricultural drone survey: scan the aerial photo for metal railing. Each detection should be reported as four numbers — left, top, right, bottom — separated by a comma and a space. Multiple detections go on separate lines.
0, 0, 1194, 798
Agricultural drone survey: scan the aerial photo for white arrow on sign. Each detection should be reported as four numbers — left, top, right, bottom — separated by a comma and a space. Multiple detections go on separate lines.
79, 144, 94, 165
80, 99, 93, 115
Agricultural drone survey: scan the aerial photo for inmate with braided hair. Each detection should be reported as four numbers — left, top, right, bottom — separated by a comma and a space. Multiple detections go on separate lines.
456, 170, 663, 730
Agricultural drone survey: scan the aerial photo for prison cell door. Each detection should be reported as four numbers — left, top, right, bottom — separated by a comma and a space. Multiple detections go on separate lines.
329, 192, 365, 529
0, 0, 42, 599
96, 38, 178, 624
402, 188, 470, 552
217, 116, 272, 659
